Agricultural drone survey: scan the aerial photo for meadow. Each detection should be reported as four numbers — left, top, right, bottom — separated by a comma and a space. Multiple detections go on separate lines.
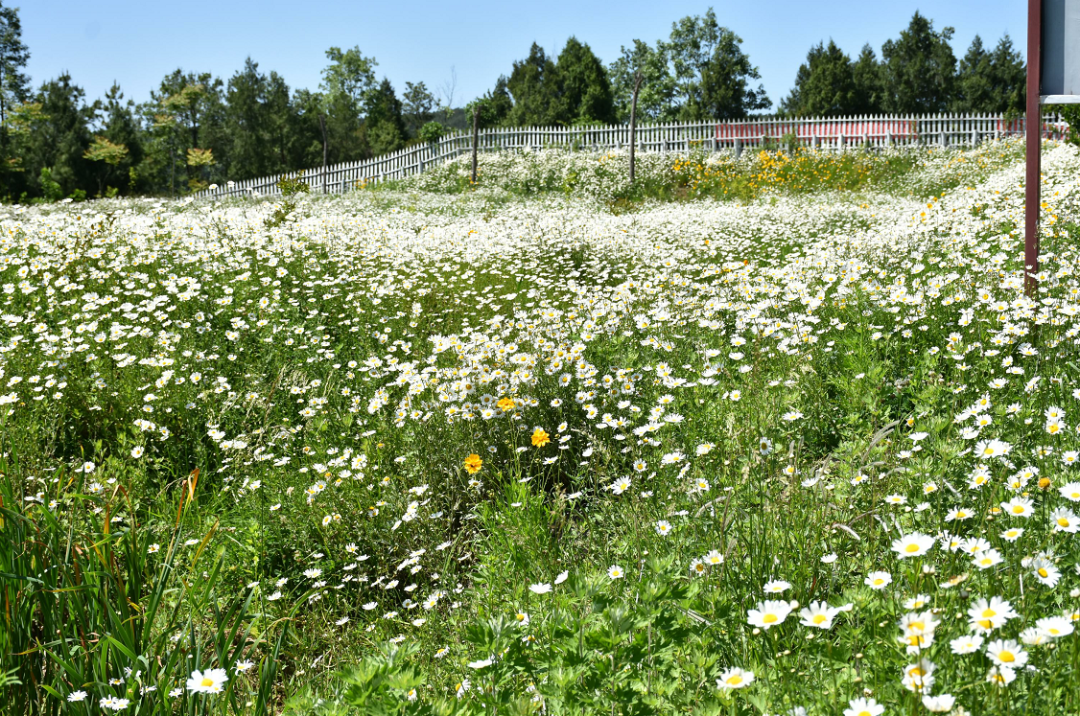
3, 137, 1080, 716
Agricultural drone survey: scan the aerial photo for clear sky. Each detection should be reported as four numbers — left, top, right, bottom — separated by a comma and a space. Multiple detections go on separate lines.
20, 0, 1026, 111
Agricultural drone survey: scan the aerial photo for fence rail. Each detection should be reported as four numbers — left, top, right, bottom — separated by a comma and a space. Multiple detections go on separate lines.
197, 113, 1068, 200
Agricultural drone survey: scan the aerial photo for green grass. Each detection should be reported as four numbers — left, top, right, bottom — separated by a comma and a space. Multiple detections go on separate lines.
3, 137, 1080, 715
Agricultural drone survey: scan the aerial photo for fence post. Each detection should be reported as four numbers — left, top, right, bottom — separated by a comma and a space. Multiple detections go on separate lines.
629, 72, 643, 184
734, 137, 742, 158
470, 107, 479, 184
317, 114, 328, 195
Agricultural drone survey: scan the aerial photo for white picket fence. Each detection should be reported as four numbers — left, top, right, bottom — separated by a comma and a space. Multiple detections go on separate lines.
198, 113, 1067, 200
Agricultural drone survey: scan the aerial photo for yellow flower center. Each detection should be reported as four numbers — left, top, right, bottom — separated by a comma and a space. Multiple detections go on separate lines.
726, 675, 743, 685
1058, 518, 1070, 527
813, 614, 827, 624
763, 614, 778, 624
905, 544, 920, 553
982, 608, 997, 618
1039, 568, 1049, 578
1012, 506, 1025, 514
201, 677, 214, 687
999, 651, 1015, 663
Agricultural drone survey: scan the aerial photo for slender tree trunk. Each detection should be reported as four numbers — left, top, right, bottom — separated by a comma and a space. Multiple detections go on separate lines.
319, 114, 328, 194
629, 72, 643, 185
471, 107, 480, 184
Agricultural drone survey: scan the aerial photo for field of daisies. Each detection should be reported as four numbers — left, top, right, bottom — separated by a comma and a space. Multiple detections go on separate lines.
4, 137, 1080, 716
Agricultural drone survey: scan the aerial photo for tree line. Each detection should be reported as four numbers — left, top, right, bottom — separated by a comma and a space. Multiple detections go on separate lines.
0, 3, 1028, 202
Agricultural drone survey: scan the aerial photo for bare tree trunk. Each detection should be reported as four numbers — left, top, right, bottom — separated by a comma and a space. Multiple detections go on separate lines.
319, 114, 328, 194
629, 72, 643, 185
471, 106, 480, 184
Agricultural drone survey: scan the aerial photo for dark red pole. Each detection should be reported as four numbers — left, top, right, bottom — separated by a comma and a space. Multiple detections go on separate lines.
1026, 0, 1042, 295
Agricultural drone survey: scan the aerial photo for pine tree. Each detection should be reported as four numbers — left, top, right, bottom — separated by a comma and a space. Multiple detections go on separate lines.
880, 12, 957, 113
364, 78, 406, 156
851, 44, 884, 114
506, 43, 564, 126
0, 2, 30, 126
989, 35, 1026, 116
955, 36, 994, 112
555, 37, 615, 125
781, 41, 856, 116
96, 83, 142, 194
18, 74, 94, 197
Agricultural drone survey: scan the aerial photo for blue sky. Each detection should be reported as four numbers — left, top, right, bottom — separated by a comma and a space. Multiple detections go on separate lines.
21, 0, 1026, 110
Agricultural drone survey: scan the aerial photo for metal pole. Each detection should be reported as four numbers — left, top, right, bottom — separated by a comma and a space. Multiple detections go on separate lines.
1026, 0, 1042, 295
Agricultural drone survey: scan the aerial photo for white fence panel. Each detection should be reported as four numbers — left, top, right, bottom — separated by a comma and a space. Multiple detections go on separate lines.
196, 113, 1060, 199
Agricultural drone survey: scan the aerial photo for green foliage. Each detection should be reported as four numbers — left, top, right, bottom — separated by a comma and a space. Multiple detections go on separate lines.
851, 44, 884, 114
417, 121, 446, 145
364, 79, 407, 156
781, 41, 858, 117
506, 44, 564, 127
38, 166, 63, 202
224, 58, 294, 181
84, 135, 129, 166
403, 81, 437, 137
0, 462, 293, 716
1054, 105, 1080, 148
880, 11, 958, 113
554, 38, 616, 125
0, 1, 31, 125
265, 170, 310, 227
954, 34, 1026, 114
610, 9, 769, 123
320, 46, 378, 110
610, 39, 677, 122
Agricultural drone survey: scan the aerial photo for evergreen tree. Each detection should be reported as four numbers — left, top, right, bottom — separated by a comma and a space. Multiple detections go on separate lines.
880, 12, 957, 113
17, 74, 94, 197
990, 35, 1026, 115
225, 58, 272, 179
555, 37, 615, 125
0, 1, 30, 126
781, 41, 857, 117
223, 58, 295, 179
954, 36, 994, 113
0, 1, 30, 191
363, 78, 406, 156
482, 76, 513, 127
148, 70, 226, 193
506, 43, 564, 126
288, 88, 331, 168
96, 83, 142, 194
851, 44, 884, 114
263, 70, 293, 170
